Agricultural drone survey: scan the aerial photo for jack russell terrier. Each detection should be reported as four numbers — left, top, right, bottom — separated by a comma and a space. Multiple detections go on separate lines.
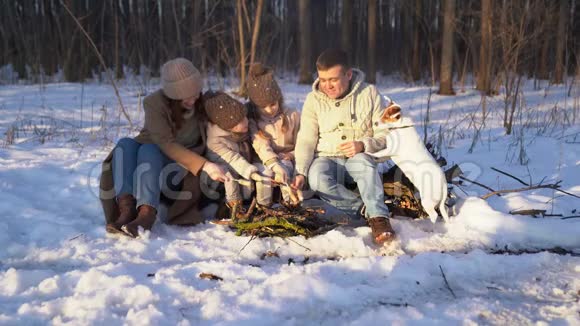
371, 103, 450, 223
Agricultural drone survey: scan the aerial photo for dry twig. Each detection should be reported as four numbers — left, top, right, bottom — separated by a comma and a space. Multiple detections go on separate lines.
481, 181, 562, 200
459, 176, 500, 195
239, 234, 257, 254
491, 167, 529, 186
490, 167, 580, 199
439, 265, 457, 299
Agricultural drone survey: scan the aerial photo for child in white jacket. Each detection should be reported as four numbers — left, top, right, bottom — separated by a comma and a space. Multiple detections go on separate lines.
203, 91, 272, 217
246, 63, 302, 205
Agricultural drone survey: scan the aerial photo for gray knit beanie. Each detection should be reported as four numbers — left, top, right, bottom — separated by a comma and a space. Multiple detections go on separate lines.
161, 58, 202, 100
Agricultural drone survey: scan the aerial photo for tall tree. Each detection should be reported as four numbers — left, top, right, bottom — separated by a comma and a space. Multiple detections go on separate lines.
553, 0, 570, 84
341, 0, 353, 55
298, 0, 312, 84
411, 0, 423, 81
249, 0, 265, 68
236, 0, 247, 92
367, 0, 377, 83
537, 1, 554, 80
114, 0, 124, 79
476, 0, 492, 94
438, 0, 456, 95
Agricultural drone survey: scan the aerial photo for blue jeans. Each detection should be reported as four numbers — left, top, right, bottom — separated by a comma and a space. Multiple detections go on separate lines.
307, 153, 389, 218
112, 138, 187, 210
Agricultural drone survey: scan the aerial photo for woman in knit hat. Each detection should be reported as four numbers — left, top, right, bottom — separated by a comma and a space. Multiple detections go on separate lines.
246, 63, 302, 205
99, 58, 228, 238
203, 90, 273, 219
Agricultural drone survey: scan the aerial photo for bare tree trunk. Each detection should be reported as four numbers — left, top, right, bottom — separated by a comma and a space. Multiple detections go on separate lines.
367, 0, 377, 83
411, 0, 422, 81
172, 0, 184, 56
341, 0, 353, 56
476, 0, 492, 94
4, 1, 27, 80
553, 0, 569, 84
114, 0, 124, 80
236, 0, 247, 92
312, 1, 329, 60
158, 0, 164, 62
298, 0, 313, 84
249, 0, 265, 67
191, 0, 203, 64
537, 2, 553, 80
438, 0, 456, 95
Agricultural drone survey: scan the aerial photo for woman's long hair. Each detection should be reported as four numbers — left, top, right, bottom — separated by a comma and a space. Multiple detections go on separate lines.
165, 92, 206, 130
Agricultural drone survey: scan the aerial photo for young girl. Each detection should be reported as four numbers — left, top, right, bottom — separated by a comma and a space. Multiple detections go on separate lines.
203, 91, 272, 217
246, 63, 301, 204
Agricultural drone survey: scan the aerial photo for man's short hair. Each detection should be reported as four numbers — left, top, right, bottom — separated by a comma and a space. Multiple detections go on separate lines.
316, 49, 350, 71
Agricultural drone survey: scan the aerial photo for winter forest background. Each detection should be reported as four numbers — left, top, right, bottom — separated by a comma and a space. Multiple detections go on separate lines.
0, 0, 579, 325
2, 0, 579, 93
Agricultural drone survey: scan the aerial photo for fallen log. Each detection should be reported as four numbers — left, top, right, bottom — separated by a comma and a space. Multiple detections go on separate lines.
481, 181, 562, 200
509, 209, 547, 218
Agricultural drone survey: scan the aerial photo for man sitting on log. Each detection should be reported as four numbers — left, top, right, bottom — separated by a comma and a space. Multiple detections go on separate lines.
292, 48, 397, 245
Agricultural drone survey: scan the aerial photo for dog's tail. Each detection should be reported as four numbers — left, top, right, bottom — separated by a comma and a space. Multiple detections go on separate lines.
439, 182, 450, 222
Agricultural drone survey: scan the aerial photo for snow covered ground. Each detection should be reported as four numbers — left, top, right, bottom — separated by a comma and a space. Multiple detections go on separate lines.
0, 74, 579, 325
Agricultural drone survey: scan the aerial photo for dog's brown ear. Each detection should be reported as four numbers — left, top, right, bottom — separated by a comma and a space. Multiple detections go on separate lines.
386, 105, 401, 117
380, 103, 402, 123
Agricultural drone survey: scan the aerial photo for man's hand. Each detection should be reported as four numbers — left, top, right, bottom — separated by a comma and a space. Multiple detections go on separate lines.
292, 174, 306, 190
271, 163, 289, 184
202, 162, 229, 183
338, 141, 364, 157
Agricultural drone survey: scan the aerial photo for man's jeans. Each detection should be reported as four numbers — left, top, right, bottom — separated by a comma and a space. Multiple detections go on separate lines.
307, 153, 389, 218
112, 138, 187, 210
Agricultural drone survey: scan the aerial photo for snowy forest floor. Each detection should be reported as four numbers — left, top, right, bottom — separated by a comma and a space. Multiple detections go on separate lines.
0, 75, 579, 325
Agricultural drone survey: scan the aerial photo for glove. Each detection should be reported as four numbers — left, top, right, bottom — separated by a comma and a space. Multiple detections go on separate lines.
270, 162, 289, 184
202, 162, 229, 183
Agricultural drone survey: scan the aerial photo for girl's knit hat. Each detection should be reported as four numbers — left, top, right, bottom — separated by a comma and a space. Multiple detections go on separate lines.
203, 91, 247, 130
246, 63, 282, 108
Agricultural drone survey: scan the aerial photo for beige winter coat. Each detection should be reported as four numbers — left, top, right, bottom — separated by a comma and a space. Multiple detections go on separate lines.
249, 105, 300, 164
295, 69, 389, 176
134, 89, 207, 174
205, 122, 258, 179
100, 90, 208, 226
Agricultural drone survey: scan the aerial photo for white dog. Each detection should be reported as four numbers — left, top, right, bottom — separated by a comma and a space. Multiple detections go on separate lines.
371, 104, 449, 223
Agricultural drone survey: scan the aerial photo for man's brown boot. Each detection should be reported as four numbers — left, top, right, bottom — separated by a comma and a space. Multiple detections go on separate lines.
121, 205, 157, 238
106, 194, 137, 234
367, 216, 396, 245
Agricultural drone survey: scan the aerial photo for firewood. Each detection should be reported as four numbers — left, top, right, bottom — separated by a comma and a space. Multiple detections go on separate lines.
509, 209, 547, 217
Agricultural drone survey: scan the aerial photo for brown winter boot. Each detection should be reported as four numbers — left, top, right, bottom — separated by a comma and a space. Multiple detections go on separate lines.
121, 205, 157, 238
226, 200, 247, 221
367, 216, 396, 245
106, 194, 137, 234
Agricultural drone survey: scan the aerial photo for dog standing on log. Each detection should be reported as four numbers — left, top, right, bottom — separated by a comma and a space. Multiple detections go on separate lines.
372, 101, 449, 223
